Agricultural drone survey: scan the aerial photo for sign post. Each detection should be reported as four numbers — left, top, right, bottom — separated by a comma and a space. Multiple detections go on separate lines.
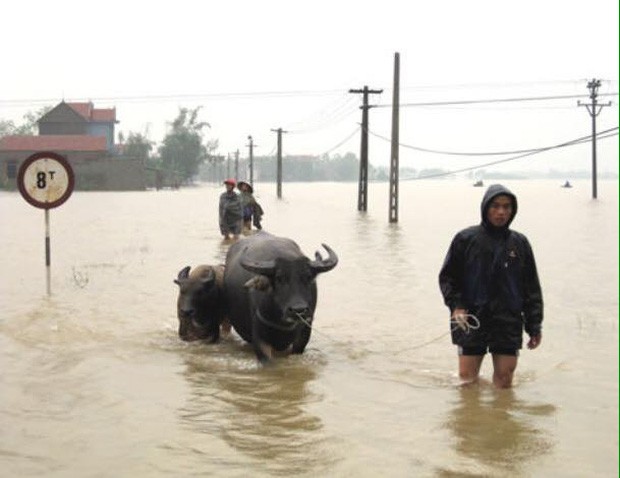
17, 151, 75, 296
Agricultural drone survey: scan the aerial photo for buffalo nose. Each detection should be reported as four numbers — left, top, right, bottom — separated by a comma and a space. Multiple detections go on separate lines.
289, 306, 310, 317
179, 308, 195, 319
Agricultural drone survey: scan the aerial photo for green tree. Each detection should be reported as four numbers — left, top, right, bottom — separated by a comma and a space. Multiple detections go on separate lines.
0, 120, 16, 137
158, 107, 216, 183
331, 152, 358, 180
123, 132, 153, 161
0, 106, 53, 137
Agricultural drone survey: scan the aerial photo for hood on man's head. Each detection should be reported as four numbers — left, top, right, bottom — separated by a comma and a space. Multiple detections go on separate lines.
480, 184, 518, 227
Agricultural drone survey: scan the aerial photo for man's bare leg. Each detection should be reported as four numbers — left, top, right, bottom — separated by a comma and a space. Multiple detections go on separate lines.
491, 354, 518, 388
459, 354, 484, 385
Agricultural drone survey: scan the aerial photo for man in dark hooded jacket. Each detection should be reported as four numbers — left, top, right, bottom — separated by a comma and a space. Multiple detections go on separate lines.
439, 184, 543, 388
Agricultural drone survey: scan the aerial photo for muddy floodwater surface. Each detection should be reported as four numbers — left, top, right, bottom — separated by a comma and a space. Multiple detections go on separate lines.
1, 180, 617, 477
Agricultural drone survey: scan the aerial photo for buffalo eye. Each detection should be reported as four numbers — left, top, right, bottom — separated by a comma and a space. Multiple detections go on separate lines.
274, 272, 286, 286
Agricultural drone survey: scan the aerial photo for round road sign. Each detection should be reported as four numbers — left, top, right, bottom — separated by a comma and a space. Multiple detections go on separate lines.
17, 152, 75, 209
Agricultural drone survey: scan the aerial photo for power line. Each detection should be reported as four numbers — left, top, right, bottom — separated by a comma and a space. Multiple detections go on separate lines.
404, 127, 619, 180
317, 126, 360, 157
0, 89, 349, 107
400, 78, 601, 91
286, 96, 359, 134
373, 93, 618, 108
368, 125, 619, 156
283, 93, 356, 132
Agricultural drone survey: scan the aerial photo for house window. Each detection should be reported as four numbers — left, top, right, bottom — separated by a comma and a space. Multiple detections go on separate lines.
7, 160, 17, 179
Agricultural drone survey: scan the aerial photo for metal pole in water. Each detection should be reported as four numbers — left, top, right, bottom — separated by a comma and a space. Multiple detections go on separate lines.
578, 78, 611, 200
16, 151, 74, 297
349, 85, 383, 212
247, 135, 254, 186
45, 209, 51, 296
234, 149, 240, 180
271, 128, 287, 199
388, 52, 400, 223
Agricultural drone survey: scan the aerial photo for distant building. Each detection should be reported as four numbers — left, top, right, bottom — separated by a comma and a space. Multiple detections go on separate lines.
38, 101, 118, 151
0, 101, 145, 191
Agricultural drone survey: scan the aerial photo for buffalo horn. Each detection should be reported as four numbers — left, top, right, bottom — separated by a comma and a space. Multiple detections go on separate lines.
309, 243, 338, 273
174, 266, 191, 284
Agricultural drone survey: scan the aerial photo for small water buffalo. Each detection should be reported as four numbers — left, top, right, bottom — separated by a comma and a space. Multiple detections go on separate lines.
174, 264, 228, 342
224, 231, 338, 363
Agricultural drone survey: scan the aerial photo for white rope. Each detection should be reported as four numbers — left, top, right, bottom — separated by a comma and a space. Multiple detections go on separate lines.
297, 312, 481, 353
450, 314, 481, 333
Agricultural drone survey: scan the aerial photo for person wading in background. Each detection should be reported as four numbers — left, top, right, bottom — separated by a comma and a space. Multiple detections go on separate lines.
438, 184, 543, 388
237, 181, 263, 233
219, 179, 242, 240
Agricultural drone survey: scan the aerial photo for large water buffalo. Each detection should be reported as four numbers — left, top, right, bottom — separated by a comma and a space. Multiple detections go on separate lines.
174, 264, 229, 342
224, 231, 338, 363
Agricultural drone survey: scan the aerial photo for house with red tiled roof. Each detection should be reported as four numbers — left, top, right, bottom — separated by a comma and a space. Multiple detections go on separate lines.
38, 101, 118, 151
0, 101, 145, 190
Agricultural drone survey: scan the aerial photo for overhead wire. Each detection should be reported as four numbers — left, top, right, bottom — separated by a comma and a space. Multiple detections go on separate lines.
403, 127, 619, 180
316, 126, 360, 157
0, 89, 350, 107
400, 78, 595, 91
283, 93, 356, 132
373, 93, 618, 108
367, 126, 619, 156
287, 97, 359, 134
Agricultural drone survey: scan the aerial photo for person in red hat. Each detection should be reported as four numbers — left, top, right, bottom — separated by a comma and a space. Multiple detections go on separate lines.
219, 179, 242, 240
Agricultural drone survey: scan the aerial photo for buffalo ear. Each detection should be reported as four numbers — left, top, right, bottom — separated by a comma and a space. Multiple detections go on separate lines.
199, 267, 216, 286
244, 275, 272, 291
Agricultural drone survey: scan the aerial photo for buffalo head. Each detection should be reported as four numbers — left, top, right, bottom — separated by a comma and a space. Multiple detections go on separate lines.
174, 265, 223, 342
240, 244, 338, 329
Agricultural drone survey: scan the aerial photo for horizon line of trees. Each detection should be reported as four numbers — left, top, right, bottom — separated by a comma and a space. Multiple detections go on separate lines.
3, 107, 616, 186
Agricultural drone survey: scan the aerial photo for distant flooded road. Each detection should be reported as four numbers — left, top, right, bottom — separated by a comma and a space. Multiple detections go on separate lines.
1, 180, 617, 477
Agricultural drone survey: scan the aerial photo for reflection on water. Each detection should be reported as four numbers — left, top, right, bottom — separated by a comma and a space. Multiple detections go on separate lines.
438, 385, 555, 476
177, 345, 339, 476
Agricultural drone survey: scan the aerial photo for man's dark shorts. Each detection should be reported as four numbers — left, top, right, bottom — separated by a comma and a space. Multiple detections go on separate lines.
451, 312, 523, 356
458, 345, 520, 356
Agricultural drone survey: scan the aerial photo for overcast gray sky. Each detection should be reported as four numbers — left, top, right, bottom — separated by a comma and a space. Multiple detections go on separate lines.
2, 0, 618, 173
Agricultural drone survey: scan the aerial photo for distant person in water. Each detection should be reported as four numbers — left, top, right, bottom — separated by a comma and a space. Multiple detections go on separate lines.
439, 184, 543, 388
237, 181, 263, 232
219, 179, 242, 240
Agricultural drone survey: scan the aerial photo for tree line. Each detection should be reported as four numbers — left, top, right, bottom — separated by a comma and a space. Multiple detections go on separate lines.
198, 152, 398, 183
2, 105, 387, 184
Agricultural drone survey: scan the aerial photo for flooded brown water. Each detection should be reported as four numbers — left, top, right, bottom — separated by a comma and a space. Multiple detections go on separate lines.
1, 180, 617, 477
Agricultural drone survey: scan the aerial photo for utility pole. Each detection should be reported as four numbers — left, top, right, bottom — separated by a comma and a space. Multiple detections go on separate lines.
388, 52, 400, 223
234, 149, 240, 180
271, 128, 287, 198
226, 153, 231, 179
247, 135, 255, 186
578, 78, 611, 199
349, 85, 383, 212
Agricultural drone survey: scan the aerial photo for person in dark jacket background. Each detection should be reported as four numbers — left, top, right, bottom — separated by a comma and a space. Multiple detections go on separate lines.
237, 181, 263, 232
439, 184, 543, 388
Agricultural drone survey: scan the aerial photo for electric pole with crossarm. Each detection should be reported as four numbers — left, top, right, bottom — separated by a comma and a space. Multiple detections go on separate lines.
349, 85, 383, 212
271, 128, 287, 198
578, 78, 611, 199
